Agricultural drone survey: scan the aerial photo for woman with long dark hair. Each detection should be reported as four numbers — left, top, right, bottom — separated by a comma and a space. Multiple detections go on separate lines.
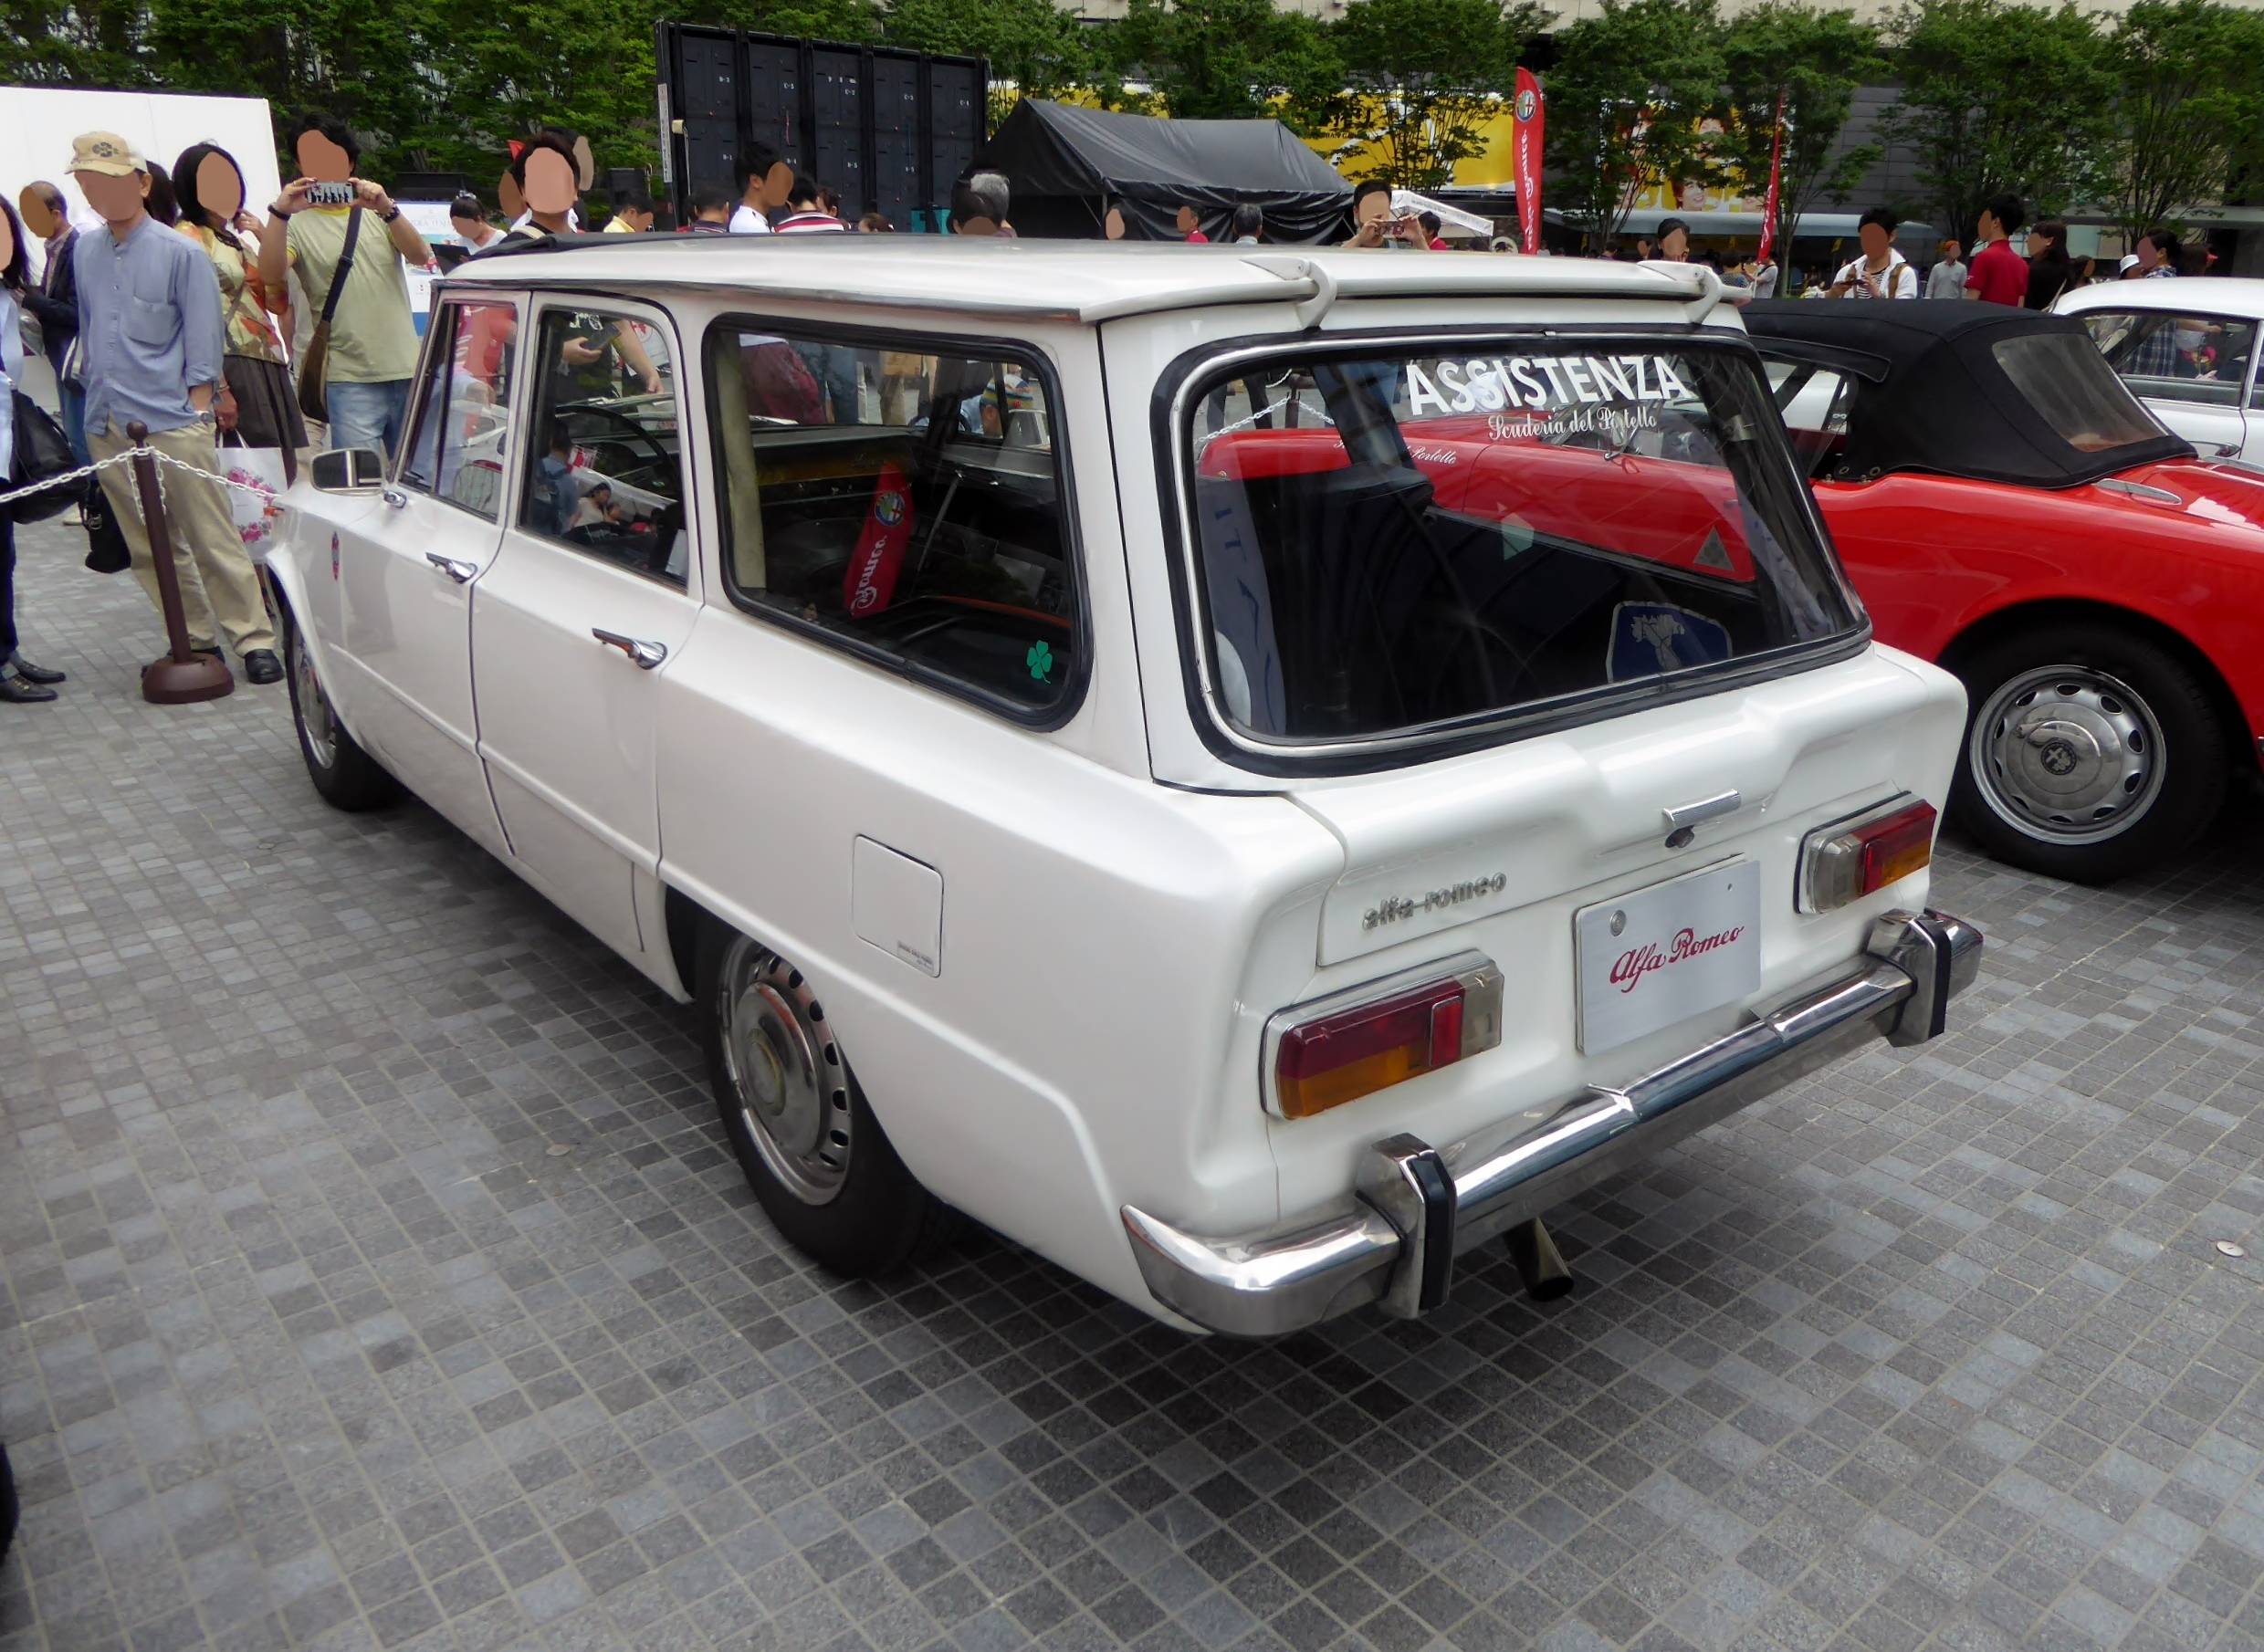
2025, 218, 2077, 310
0, 190, 67, 703
174, 141, 308, 457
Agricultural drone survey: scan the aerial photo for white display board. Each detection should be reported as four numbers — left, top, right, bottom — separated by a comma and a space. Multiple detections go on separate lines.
1, 87, 283, 281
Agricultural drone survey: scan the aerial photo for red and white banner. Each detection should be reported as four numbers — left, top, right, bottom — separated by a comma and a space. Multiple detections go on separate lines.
842, 461, 915, 619
1756, 91, 1786, 267
1513, 68, 1544, 255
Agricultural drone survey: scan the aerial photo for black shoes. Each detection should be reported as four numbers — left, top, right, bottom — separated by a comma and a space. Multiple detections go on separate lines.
244, 649, 284, 685
7, 652, 64, 685
0, 676, 58, 704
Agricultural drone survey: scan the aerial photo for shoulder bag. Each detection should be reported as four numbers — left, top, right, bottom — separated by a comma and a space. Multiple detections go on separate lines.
6, 390, 84, 525
295, 205, 364, 426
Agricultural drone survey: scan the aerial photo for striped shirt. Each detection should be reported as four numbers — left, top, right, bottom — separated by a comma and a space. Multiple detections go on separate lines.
771, 211, 847, 235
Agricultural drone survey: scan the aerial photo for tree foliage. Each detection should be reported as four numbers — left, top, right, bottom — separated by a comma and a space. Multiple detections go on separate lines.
1544, 0, 1730, 248
1098, 0, 1339, 122
1720, 4, 1884, 256
1296, 0, 1546, 188
2102, 0, 2264, 241
1884, 0, 2113, 243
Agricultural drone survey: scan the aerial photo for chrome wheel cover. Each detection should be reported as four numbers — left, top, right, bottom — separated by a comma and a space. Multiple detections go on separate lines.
716, 936, 851, 1205
290, 629, 337, 770
1968, 664, 2164, 845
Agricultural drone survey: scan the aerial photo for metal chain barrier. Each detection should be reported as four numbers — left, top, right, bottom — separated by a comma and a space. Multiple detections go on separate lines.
0, 441, 286, 512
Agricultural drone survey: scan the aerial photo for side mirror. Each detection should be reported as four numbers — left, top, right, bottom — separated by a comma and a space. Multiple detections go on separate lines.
309, 447, 386, 493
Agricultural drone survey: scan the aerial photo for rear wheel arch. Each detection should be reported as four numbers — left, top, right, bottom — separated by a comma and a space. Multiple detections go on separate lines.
1938, 598, 2250, 768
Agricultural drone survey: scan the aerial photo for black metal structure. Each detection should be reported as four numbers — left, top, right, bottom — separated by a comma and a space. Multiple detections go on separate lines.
655, 24, 985, 233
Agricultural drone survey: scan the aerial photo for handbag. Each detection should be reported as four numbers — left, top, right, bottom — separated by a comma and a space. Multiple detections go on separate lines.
7, 389, 84, 525
218, 434, 289, 558
82, 487, 130, 574
296, 205, 364, 425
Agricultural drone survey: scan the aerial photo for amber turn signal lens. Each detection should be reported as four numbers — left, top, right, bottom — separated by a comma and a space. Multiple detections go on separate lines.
1801, 798, 1937, 913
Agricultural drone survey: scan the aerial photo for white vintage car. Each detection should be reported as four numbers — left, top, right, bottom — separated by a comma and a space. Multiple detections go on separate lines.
271, 237, 1981, 1336
2056, 277, 2264, 462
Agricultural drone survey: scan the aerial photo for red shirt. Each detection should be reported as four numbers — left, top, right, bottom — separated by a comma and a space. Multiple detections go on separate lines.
1184, 230, 1210, 244
1965, 240, 2027, 306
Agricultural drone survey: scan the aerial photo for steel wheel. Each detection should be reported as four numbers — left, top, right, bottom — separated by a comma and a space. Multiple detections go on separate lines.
1965, 664, 2165, 846
289, 625, 337, 770
714, 936, 852, 1206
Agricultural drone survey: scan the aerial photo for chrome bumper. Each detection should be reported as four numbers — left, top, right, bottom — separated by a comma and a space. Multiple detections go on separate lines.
1122, 909, 1982, 1337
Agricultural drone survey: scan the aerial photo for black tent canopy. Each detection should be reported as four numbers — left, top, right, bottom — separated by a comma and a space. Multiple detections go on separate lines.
973, 99, 1354, 245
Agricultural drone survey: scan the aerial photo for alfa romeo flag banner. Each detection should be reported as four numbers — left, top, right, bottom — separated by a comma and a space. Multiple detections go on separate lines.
1513, 68, 1544, 255
1756, 91, 1786, 266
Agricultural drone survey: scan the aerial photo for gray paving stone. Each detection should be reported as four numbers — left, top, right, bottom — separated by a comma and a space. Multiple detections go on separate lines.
10, 523, 2264, 1650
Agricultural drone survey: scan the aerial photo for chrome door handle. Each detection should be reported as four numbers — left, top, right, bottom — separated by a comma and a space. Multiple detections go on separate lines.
592, 628, 667, 670
383, 485, 410, 509
1662, 789, 1741, 831
424, 552, 477, 584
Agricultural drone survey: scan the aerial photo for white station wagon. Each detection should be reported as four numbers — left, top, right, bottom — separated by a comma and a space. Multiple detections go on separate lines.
271, 237, 1981, 1336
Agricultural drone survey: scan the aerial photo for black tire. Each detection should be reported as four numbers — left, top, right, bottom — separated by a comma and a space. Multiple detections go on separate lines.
697, 921, 950, 1276
283, 609, 397, 811
1950, 622, 2227, 884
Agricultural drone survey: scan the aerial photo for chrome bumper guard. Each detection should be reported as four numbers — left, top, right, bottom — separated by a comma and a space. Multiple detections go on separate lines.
1122, 909, 1982, 1337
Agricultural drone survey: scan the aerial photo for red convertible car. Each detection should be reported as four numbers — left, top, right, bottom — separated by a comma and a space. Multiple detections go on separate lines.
1196, 304, 2263, 881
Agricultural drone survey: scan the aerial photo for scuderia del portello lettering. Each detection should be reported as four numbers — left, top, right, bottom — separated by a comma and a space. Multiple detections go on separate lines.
1404, 353, 1693, 418
1610, 922, 1745, 994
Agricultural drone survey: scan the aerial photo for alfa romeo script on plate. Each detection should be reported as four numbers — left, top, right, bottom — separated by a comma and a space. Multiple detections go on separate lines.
1575, 859, 1761, 1054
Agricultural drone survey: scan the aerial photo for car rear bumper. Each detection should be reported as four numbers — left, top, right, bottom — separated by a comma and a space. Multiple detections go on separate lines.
1121, 909, 1981, 1337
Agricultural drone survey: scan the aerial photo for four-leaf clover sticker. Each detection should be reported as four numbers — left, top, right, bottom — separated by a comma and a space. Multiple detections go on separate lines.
1026, 641, 1054, 683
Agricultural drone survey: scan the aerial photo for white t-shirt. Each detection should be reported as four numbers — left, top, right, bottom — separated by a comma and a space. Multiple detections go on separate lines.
728, 204, 771, 235
1833, 248, 1918, 299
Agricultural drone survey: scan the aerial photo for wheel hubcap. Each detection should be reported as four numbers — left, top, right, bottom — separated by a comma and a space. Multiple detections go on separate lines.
291, 633, 337, 770
717, 938, 850, 1205
1969, 664, 2164, 845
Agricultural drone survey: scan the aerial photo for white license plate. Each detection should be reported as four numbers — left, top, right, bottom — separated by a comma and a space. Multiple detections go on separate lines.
1576, 859, 1761, 1055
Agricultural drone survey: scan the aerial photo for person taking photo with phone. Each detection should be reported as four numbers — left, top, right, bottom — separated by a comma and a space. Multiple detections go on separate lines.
258, 113, 431, 459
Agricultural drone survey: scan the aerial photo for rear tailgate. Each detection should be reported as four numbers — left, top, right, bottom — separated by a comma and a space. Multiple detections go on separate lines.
1263, 642, 1963, 1217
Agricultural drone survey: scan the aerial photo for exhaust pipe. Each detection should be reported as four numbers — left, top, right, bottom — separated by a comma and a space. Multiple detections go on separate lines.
1504, 1217, 1574, 1302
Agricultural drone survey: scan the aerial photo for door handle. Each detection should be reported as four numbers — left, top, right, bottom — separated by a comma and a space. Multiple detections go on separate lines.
592, 628, 667, 670
1662, 789, 1741, 831
424, 552, 477, 584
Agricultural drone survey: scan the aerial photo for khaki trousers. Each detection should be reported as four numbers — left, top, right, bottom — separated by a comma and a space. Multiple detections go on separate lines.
89, 418, 277, 656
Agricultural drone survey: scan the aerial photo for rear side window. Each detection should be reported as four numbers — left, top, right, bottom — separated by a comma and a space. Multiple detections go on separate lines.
1994, 332, 2168, 452
2077, 309, 2259, 406
705, 323, 1076, 716
1183, 340, 1858, 746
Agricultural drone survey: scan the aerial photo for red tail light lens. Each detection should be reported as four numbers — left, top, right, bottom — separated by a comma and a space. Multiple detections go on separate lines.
1800, 797, 1937, 913
1268, 956, 1503, 1120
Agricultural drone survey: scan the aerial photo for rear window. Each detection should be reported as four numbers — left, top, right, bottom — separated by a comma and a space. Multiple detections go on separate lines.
1181, 339, 1860, 746
1993, 332, 2166, 453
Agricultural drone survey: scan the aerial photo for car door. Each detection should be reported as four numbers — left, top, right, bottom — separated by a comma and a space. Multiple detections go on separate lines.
334, 292, 522, 858
470, 296, 698, 965
2075, 307, 2258, 459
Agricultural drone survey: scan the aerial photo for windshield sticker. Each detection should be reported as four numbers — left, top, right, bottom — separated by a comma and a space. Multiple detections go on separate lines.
1406, 354, 1693, 418
1608, 602, 1733, 682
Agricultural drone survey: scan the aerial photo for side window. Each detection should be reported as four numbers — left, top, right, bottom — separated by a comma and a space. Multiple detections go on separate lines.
519, 306, 687, 587
705, 323, 1076, 716
1764, 359, 1853, 477
2082, 310, 2259, 405
399, 298, 517, 519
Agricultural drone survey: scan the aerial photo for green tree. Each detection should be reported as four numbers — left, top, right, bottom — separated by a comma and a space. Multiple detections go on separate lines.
1884, 0, 2113, 243
1304, 0, 1546, 188
1545, 0, 1730, 249
1098, 0, 1341, 124
1720, 4, 1885, 258
2102, 0, 2264, 242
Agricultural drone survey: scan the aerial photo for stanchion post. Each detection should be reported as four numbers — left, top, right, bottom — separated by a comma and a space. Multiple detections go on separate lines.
128, 420, 234, 706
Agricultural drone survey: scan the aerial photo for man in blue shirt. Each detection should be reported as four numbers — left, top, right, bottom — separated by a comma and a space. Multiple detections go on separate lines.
69, 131, 279, 683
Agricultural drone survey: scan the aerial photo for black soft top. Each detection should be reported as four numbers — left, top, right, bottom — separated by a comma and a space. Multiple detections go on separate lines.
1742, 299, 2192, 488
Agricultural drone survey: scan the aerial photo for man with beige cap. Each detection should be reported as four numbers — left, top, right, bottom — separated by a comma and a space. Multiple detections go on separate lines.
68, 131, 280, 685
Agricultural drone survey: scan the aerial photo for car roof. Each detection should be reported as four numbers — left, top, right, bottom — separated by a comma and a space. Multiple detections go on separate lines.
1742, 298, 2192, 488
2056, 275, 2264, 317
449, 233, 1724, 324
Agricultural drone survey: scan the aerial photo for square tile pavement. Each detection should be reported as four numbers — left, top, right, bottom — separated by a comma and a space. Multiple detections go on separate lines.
7, 523, 2264, 1651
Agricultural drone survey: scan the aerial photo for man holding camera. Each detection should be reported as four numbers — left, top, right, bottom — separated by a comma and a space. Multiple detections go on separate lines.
257, 114, 431, 459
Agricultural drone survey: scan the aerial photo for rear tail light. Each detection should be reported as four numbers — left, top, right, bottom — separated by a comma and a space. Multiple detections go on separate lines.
1265, 954, 1504, 1120
1800, 795, 1937, 913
